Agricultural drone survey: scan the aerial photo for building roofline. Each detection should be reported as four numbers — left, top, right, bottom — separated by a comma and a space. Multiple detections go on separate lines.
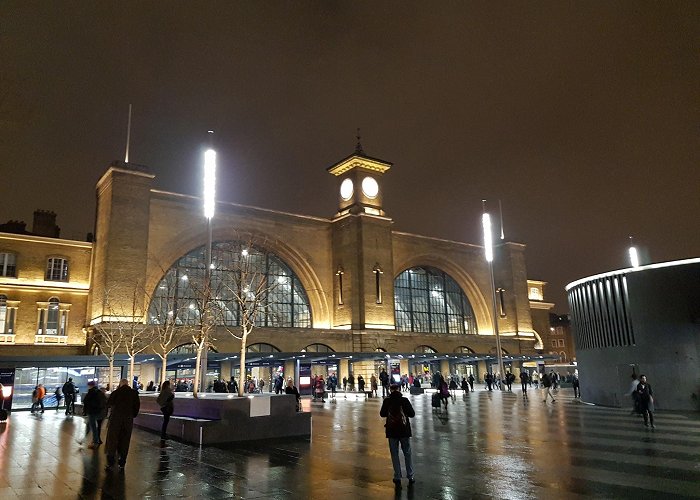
0, 232, 92, 248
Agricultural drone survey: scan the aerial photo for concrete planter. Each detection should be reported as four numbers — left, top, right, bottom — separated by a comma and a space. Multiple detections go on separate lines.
134, 393, 311, 445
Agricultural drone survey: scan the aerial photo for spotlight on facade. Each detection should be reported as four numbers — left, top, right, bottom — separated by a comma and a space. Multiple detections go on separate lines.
629, 245, 640, 268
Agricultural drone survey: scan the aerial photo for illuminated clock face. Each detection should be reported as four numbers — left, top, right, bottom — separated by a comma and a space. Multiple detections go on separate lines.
362, 176, 379, 199
340, 178, 354, 200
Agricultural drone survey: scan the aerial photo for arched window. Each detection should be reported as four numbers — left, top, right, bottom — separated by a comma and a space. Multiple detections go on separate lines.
46, 297, 60, 334
414, 345, 437, 353
171, 343, 218, 355
394, 267, 477, 334
559, 351, 567, 362
149, 242, 311, 328
455, 346, 475, 354
302, 343, 334, 353
247, 343, 280, 353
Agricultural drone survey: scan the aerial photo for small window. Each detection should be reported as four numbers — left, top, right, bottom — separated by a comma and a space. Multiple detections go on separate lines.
551, 340, 557, 348
0, 253, 16, 277
557, 339, 565, 347
46, 257, 68, 281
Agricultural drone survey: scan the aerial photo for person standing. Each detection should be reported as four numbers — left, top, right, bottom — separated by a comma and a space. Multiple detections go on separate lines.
357, 375, 365, 395
468, 373, 474, 392
380, 383, 416, 488
348, 373, 355, 392
156, 380, 175, 441
485, 372, 493, 392
370, 374, 378, 398
460, 377, 469, 393
327, 373, 338, 399
572, 374, 580, 399
314, 375, 326, 403
636, 375, 655, 429
342, 376, 348, 392
105, 378, 141, 471
82, 381, 107, 449
541, 372, 555, 403
519, 371, 530, 396
285, 377, 301, 412
62, 378, 76, 415
379, 369, 391, 397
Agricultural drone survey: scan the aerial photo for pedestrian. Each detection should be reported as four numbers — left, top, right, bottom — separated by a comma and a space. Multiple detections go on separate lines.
437, 375, 450, 409
370, 374, 378, 397
460, 377, 469, 393
520, 371, 529, 396
54, 387, 63, 410
379, 369, 390, 397
82, 381, 107, 449
62, 378, 76, 415
358, 375, 365, 394
485, 372, 493, 391
448, 377, 458, 398
327, 373, 337, 398
146, 381, 156, 392
541, 372, 555, 403
636, 375, 655, 429
315, 375, 326, 402
572, 374, 580, 399
468, 373, 474, 392
342, 376, 348, 392
105, 378, 141, 471
380, 383, 416, 488
156, 380, 175, 441
31, 384, 46, 413
285, 377, 301, 411
348, 373, 355, 392
505, 372, 515, 392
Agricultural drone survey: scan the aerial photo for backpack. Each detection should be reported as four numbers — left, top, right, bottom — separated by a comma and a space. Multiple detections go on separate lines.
385, 402, 409, 433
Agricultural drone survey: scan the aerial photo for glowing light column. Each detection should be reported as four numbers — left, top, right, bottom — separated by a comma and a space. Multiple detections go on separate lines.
200, 139, 216, 393
483, 201, 505, 389
628, 236, 640, 268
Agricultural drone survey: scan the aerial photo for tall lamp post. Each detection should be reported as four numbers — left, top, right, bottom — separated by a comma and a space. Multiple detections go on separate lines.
200, 133, 216, 392
628, 236, 640, 268
482, 200, 505, 388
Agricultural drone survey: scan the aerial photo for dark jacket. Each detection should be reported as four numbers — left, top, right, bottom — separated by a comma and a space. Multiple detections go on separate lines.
62, 381, 75, 396
636, 382, 654, 411
107, 385, 141, 420
156, 386, 175, 412
379, 391, 415, 439
82, 387, 107, 416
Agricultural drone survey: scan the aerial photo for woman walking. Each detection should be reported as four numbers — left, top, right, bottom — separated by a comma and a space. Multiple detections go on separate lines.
157, 381, 175, 440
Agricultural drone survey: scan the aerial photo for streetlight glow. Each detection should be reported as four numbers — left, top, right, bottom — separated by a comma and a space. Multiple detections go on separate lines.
629, 245, 639, 268
482, 212, 493, 262
203, 149, 216, 219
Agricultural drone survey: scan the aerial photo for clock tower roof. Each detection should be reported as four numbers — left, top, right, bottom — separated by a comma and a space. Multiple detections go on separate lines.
326, 151, 393, 177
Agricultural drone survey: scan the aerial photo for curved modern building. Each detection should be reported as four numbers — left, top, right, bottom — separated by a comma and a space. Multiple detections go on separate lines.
566, 258, 700, 411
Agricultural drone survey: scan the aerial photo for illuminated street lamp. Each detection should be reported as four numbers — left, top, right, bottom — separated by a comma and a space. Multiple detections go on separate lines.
200, 132, 216, 392
628, 236, 640, 268
482, 200, 505, 389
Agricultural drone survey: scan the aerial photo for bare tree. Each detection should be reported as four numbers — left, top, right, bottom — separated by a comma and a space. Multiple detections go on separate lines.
120, 282, 152, 386
90, 291, 124, 391
147, 266, 190, 386
186, 270, 217, 398
214, 240, 284, 397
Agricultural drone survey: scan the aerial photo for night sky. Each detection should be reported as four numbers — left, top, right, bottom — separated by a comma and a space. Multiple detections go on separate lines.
2, 3, 699, 310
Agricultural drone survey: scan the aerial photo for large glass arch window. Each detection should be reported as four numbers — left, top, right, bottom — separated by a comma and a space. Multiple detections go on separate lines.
394, 267, 477, 334
302, 343, 334, 352
247, 343, 280, 353
149, 242, 312, 328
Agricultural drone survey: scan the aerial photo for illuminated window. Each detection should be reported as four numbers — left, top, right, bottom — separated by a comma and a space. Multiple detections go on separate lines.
0, 253, 16, 277
414, 345, 437, 353
37, 297, 68, 336
528, 286, 543, 301
46, 257, 68, 281
0, 295, 16, 334
149, 242, 311, 328
454, 346, 475, 354
557, 339, 565, 347
395, 267, 477, 334
247, 343, 280, 353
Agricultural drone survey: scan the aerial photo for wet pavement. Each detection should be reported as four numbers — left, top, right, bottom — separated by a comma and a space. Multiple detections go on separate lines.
1, 388, 699, 499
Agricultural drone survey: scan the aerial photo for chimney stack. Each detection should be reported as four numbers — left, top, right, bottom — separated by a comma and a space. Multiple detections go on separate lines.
32, 209, 60, 238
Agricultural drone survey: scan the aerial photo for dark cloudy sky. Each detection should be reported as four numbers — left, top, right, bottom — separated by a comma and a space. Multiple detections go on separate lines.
2, 2, 698, 309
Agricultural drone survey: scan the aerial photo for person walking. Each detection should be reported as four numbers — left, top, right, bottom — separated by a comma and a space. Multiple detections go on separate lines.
357, 375, 365, 395
485, 373, 493, 392
370, 374, 378, 398
314, 375, 326, 402
380, 383, 416, 488
468, 374, 474, 392
460, 377, 469, 393
54, 387, 63, 410
348, 373, 355, 392
156, 380, 175, 441
542, 372, 555, 403
31, 384, 46, 413
105, 379, 141, 471
520, 371, 530, 397
62, 378, 76, 415
342, 376, 348, 392
82, 381, 107, 449
572, 374, 580, 399
636, 375, 655, 429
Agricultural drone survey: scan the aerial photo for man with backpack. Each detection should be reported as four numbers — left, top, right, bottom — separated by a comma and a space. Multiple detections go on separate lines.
379, 383, 416, 488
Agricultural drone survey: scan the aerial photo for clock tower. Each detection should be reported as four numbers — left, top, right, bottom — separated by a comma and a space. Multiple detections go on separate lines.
327, 136, 392, 218
328, 137, 396, 331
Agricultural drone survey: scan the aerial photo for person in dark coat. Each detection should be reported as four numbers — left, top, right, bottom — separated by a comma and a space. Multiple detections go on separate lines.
156, 380, 175, 440
105, 378, 141, 470
379, 369, 391, 397
380, 383, 416, 487
636, 375, 655, 428
285, 377, 301, 412
82, 381, 107, 448
519, 371, 530, 396
62, 378, 76, 415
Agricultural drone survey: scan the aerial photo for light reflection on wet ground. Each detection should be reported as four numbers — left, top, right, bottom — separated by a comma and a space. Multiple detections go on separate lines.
1, 388, 699, 498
